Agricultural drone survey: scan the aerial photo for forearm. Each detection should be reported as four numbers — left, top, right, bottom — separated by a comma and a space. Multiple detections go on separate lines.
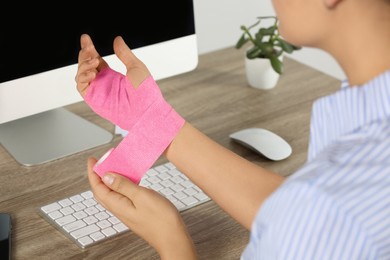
165, 122, 284, 229
157, 224, 198, 260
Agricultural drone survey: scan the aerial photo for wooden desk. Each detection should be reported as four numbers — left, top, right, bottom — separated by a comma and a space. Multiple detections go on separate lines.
0, 47, 340, 259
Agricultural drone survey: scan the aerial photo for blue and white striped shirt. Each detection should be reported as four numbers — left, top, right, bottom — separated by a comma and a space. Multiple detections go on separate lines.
241, 70, 390, 260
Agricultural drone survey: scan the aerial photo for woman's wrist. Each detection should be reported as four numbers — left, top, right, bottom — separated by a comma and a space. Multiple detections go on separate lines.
157, 231, 198, 260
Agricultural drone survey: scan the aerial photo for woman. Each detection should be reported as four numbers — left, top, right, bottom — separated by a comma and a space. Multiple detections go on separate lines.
75, 0, 390, 258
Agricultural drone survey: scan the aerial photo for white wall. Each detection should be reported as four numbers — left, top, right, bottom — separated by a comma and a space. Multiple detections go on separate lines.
193, 0, 345, 80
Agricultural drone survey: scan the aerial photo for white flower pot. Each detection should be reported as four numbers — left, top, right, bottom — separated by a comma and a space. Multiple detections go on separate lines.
245, 55, 283, 90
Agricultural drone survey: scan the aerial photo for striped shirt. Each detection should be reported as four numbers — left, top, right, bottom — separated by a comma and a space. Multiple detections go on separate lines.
241, 70, 390, 260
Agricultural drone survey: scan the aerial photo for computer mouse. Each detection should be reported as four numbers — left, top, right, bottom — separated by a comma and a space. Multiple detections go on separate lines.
229, 127, 292, 161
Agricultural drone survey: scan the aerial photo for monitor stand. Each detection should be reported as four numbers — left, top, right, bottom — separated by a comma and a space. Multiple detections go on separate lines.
0, 108, 113, 166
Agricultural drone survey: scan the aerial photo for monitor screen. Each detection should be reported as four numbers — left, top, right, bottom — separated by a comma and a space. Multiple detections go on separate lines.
0, 1, 198, 165
1, 2, 195, 83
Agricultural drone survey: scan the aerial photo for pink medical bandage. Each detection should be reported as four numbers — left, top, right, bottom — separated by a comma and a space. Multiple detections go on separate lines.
85, 68, 166, 131
85, 68, 185, 184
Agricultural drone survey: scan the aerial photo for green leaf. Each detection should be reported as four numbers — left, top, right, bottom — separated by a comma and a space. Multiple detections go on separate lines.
292, 44, 302, 50
235, 34, 248, 49
254, 31, 263, 43
270, 56, 283, 74
259, 25, 276, 36
277, 39, 294, 53
258, 42, 273, 55
247, 46, 263, 59
247, 20, 261, 30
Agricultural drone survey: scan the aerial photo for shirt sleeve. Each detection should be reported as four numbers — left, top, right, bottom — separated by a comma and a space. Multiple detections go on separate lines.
241, 180, 376, 260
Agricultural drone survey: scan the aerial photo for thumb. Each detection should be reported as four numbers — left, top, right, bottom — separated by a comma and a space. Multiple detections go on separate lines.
113, 36, 141, 71
80, 33, 93, 49
102, 172, 141, 199
113, 36, 150, 87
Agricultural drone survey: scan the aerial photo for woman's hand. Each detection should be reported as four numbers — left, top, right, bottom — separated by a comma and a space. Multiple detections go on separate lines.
87, 158, 198, 259
74, 33, 178, 132
75, 33, 150, 97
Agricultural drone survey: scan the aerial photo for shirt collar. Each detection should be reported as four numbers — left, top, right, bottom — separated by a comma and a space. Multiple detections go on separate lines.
308, 69, 390, 161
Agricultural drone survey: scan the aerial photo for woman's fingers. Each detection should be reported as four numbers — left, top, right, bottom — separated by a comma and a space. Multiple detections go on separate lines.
76, 34, 109, 96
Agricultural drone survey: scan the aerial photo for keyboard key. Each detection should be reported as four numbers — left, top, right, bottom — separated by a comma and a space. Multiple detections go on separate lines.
48, 211, 63, 220
41, 202, 61, 214
63, 220, 86, 233
70, 224, 100, 239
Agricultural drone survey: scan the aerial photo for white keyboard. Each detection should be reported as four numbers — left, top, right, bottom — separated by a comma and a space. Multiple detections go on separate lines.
39, 161, 210, 248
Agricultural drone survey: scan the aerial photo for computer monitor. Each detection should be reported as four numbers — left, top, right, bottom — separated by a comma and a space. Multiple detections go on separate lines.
0, 2, 198, 166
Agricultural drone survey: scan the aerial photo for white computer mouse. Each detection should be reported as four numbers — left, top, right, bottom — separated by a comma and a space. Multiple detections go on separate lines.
229, 127, 292, 161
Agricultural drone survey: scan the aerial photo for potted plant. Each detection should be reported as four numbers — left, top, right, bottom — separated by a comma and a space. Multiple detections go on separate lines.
236, 16, 301, 89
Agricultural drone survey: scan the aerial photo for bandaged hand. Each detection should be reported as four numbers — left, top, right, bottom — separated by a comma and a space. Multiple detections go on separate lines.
75, 34, 185, 184
84, 67, 173, 132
